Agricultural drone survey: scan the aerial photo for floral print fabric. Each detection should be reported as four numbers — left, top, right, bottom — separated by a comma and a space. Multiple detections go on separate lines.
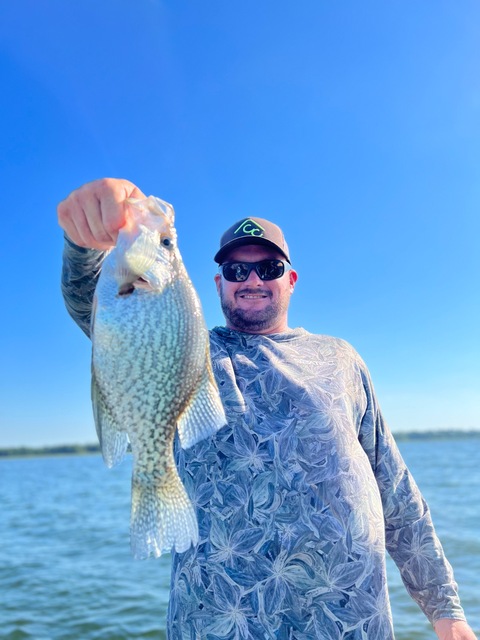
168, 328, 464, 639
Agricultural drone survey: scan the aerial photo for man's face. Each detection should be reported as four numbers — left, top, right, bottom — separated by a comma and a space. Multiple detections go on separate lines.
214, 244, 298, 335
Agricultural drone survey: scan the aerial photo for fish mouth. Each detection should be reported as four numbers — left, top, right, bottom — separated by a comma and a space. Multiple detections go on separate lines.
118, 277, 153, 296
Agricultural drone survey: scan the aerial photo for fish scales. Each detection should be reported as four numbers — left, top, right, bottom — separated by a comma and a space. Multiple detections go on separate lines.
91, 196, 226, 559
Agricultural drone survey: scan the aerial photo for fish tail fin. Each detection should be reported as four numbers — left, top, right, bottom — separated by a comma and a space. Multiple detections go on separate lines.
130, 466, 198, 560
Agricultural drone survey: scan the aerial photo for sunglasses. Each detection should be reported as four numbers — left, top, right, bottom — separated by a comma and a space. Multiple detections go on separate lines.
219, 259, 291, 282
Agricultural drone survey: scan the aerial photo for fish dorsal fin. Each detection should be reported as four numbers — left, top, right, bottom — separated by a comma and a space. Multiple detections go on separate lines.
177, 362, 227, 449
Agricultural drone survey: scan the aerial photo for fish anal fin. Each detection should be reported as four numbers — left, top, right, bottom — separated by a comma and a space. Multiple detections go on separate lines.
91, 369, 129, 468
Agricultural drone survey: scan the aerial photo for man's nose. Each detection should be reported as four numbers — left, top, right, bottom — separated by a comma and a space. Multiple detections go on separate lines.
245, 268, 263, 284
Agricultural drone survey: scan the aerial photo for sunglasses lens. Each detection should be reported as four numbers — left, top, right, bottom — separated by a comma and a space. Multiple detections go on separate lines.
256, 260, 284, 280
221, 260, 286, 282
222, 263, 250, 282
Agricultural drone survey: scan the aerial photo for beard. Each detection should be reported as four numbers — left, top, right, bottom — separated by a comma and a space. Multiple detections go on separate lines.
219, 287, 288, 333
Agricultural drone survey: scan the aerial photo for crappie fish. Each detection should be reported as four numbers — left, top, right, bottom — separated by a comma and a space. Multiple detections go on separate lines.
91, 196, 226, 560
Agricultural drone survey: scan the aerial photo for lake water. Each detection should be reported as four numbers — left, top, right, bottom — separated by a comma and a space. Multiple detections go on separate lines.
1, 438, 479, 639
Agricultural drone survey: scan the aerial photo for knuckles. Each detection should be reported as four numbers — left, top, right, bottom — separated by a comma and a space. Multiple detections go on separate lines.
57, 178, 144, 248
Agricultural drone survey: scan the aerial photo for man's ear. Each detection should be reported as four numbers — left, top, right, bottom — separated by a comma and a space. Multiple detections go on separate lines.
289, 269, 298, 292
214, 273, 222, 296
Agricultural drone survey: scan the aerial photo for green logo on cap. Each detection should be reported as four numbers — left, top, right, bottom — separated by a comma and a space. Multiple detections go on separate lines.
234, 219, 265, 238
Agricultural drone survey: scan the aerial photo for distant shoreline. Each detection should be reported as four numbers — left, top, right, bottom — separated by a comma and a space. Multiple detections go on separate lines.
1, 430, 479, 458
0, 444, 103, 459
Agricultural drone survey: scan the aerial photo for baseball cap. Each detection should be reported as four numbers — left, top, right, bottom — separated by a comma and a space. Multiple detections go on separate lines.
214, 217, 291, 264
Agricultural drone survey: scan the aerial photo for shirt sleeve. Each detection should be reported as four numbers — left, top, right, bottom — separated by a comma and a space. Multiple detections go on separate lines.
61, 235, 107, 338
356, 357, 466, 626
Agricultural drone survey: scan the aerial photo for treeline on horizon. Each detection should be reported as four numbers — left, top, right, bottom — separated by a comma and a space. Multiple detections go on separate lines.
1, 430, 480, 458
0, 443, 102, 458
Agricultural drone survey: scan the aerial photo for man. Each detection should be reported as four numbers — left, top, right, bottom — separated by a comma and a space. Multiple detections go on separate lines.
58, 178, 477, 640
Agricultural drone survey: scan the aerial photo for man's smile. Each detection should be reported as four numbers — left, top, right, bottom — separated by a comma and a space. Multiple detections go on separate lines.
236, 289, 271, 300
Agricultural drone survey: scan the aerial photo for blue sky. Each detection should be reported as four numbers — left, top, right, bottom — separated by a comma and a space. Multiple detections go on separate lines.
1, 0, 479, 447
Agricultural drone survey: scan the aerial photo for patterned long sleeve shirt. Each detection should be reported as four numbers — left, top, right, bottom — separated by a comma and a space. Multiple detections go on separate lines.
61, 238, 466, 639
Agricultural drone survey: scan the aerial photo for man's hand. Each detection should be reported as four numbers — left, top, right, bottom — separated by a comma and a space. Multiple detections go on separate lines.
434, 618, 478, 640
57, 178, 146, 250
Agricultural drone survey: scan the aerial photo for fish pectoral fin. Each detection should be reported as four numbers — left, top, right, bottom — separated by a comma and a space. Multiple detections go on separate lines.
177, 362, 227, 449
91, 369, 129, 468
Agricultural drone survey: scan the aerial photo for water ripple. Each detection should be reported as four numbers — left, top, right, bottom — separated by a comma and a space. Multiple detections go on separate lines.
1, 441, 478, 639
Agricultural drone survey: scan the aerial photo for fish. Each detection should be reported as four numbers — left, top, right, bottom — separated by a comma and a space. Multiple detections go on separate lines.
90, 196, 226, 560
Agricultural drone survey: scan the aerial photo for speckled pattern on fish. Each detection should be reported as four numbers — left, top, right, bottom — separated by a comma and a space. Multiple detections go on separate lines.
89, 198, 226, 560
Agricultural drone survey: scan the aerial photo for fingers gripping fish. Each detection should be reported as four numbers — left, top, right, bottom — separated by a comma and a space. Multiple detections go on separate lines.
91, 196, 226, 560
